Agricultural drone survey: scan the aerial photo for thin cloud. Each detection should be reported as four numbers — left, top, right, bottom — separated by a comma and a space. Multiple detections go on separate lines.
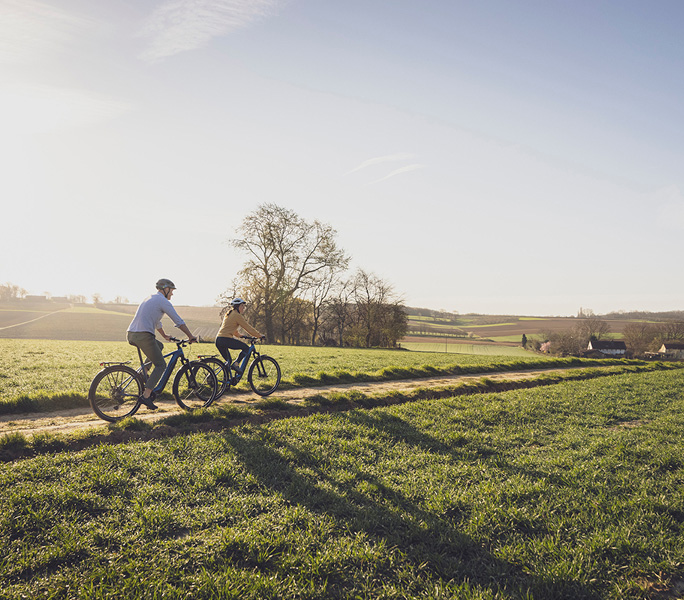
139, 0, 282, 62
0, 0, 91, 64
369, 164, 425, 185
345, 153, 417, 175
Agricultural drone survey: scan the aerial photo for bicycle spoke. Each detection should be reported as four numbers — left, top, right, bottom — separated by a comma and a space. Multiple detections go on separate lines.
89, 365, 142, 422
173, 362, 217, 410
248, 356, 281, 396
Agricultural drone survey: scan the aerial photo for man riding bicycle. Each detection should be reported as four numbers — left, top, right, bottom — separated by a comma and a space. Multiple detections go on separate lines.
126, 279, 197, 410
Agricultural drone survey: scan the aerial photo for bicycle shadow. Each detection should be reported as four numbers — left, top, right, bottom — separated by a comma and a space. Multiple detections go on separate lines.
219, 409, 596, 599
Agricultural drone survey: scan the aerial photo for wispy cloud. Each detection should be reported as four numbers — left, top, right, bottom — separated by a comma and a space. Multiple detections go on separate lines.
369, 164, 425, 185
0, 0, 91, 64
345, 153, 425, 185
345, 153, 417, 176
139, 0, 282, 62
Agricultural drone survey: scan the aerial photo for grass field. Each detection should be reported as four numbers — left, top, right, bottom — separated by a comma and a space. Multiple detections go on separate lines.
1, 369, 683, 598
400, 341, 531, 356
0, 339, 562, 413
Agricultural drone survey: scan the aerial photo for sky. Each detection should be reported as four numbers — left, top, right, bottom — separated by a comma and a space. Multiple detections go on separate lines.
2, 0, 683, 316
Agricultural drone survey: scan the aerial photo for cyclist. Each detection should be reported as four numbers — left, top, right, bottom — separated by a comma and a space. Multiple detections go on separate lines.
215, 298, 264, 373
127, 279, 197, 410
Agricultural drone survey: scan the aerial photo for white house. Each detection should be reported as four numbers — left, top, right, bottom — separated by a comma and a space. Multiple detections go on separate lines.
587, 340, 627, 356
659, 342, 684, 359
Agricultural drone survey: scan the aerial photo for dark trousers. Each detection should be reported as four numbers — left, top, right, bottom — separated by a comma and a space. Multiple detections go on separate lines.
216, 336, 249, 365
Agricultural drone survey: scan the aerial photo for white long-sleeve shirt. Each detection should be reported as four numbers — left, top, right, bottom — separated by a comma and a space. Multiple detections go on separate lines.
127, 292, 185, 334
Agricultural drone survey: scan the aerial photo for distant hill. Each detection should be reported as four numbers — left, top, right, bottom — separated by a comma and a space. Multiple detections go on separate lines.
0, 302, 222, 342
404, 309, 639, 345
0, 300, 675, 344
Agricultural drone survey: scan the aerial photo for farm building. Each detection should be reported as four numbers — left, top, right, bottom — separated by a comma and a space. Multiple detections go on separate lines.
658, 342, 684, 359
586, 339, 627, 357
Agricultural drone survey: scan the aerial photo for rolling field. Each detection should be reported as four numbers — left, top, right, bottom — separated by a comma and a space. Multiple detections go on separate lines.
400, 340, 532, 356
1, 369, 683, 598
0, 304, 222, 341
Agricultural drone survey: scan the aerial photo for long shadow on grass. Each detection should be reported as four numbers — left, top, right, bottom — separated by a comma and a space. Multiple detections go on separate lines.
220, 410, 598, 599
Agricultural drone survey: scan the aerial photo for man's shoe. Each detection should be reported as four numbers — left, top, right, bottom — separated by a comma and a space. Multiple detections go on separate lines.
139, 394, 158, 410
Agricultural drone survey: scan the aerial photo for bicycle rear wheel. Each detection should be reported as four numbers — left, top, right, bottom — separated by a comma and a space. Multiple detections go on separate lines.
248, 356, 281, 396
201, 356, 230, 398
173, 361, 217, 410
89, 365, 143, 422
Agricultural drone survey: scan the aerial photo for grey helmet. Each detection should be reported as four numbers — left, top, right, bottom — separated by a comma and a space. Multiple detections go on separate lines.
156, 278, 176, 290
230, 297, 247, 308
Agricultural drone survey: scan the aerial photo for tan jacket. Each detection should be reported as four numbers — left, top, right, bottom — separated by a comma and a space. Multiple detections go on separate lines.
216, 310, 263, 339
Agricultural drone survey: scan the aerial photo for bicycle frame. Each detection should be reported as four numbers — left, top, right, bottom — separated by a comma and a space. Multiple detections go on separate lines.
231, 340, 258, 382
136, 340, 190, 393
199, 338, 260, 384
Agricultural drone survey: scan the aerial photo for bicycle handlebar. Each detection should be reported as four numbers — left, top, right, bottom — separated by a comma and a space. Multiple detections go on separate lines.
241, 335, 266, 343
168, 336, 197, 346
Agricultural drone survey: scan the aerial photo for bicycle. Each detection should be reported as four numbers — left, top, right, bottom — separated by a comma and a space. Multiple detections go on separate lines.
88, 337, 218, 422
198, 336, 281, 400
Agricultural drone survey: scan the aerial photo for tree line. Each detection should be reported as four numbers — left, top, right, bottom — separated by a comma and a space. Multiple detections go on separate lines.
533, 315, 684, 357
218, 204, 407, 348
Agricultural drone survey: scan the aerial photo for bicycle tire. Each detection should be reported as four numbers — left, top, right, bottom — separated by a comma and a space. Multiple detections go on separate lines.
173, 361, 217, 410
88, 365, 143, 422
201, 356, 230, 398
248, 355, 281, 396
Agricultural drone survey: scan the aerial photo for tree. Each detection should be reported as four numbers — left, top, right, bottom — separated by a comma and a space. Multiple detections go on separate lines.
320, 279, 354, 347
306, 265, 340, 345
574, 316, 611, 345
230, 204, 349, 343
623, 322, 658, 356
0, 282, 27, 301
347, 269, 407, 348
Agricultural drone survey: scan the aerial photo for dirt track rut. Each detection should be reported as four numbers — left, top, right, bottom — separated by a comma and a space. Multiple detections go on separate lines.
0, 368, 576, 439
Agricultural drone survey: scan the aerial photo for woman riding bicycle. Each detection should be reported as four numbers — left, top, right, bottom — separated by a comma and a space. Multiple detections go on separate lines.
215, 298, 264, 373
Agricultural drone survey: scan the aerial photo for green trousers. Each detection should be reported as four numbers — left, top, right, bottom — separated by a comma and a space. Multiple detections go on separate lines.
127, 331, 166, 391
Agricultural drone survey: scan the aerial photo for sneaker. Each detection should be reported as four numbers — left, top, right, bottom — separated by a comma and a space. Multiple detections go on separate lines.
231, 361, 243, 374
139, 394, 158, 410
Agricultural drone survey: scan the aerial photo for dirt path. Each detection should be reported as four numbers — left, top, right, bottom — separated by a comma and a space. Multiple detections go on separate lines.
0, 367, 577, 438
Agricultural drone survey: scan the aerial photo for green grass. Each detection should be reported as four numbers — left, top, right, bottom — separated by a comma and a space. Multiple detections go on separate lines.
1, 369, 684, 598
0, 339, 667, 416
0, 340, 556, 413
400, 341, 531, 356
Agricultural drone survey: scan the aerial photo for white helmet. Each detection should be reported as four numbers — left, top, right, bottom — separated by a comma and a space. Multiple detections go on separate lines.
230, 297, 247, 307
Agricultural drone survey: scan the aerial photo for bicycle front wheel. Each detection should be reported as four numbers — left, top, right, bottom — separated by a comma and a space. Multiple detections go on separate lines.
173, 362, 217, 410
201, 357, 230, 398
248, 356, 281, 396
88, 365, 143, 422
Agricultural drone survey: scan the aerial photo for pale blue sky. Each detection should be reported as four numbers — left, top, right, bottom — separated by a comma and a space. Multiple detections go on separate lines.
2, 0, 683, 315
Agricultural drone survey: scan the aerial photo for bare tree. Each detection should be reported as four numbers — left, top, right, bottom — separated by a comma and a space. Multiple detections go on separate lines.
230, 204, 348, 342
574, 316, 611, 344
349, 269, 407, 348
0, 282, 27, 301
623, 322, 658, 356
321, 279, 354, 347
